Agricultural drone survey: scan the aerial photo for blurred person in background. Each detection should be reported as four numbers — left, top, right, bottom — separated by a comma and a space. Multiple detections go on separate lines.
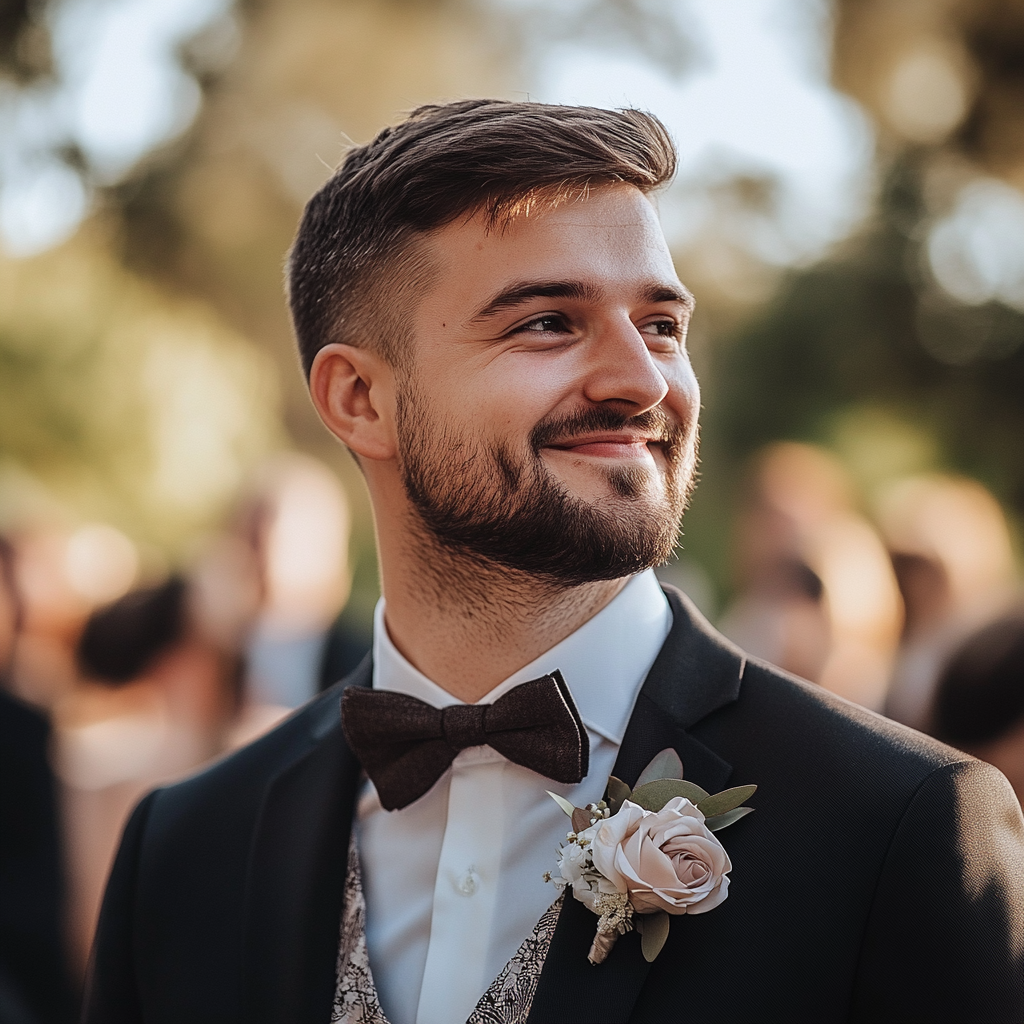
5, 524, 137, 714
237, 454, 366, 711
719, 442, 902, 710
0, 536, 77, 1024
879, 475, 1018, 732
85, 100, 1024, 1024
55, 557, 255, 973
932, 608, 1024, 803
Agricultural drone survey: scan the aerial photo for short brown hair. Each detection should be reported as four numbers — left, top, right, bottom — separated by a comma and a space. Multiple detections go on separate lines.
287, 99, 677, 377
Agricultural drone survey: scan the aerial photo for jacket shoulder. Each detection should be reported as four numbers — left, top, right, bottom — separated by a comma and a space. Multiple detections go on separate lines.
661, 583, 964, 789
734, 654, 966, 783
143, 667, 356, 840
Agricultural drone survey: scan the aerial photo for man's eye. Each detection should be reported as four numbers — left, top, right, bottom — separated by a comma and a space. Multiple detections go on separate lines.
518, 315, 569, 334
641, 320, 681, 338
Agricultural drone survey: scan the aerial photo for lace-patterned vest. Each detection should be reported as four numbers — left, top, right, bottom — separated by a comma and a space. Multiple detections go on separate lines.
331, 838, 562, 1024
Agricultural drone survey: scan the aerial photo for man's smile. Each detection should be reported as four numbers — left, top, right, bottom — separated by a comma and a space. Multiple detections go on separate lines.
543, 431, 660, 460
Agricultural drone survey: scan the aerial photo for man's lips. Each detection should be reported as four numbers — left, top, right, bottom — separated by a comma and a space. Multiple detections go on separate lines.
543, 433, 660, 459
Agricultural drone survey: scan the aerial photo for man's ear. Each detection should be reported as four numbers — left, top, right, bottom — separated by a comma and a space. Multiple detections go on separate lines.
309, 343, 397, 461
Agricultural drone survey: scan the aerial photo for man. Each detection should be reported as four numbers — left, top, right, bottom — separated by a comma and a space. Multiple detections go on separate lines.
85, 100, 1024, 1024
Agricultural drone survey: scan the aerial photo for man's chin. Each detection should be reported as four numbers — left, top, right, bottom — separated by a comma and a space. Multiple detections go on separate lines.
542, 457, 667, 504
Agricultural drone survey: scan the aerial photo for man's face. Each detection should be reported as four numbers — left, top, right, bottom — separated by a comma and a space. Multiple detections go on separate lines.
394, 184, 701, 584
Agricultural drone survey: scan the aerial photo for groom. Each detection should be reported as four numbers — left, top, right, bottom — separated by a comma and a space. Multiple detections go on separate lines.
85, 100, 1024, 1024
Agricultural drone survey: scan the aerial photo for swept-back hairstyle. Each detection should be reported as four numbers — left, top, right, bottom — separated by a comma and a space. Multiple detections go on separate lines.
287, 99, 676, 376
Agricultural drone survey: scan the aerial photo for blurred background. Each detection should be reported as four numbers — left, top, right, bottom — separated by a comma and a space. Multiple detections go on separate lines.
1, 0, 1023, 1019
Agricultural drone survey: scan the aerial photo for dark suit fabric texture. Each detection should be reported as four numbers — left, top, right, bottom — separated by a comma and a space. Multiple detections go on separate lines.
0, 689, 78, 1024
83, 587, 1024, 1024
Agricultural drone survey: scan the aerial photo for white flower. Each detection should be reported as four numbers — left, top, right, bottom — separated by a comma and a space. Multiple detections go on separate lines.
553, 823, 605, 911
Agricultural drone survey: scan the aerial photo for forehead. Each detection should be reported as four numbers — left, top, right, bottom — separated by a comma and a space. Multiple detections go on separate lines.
416, 185, 682, 313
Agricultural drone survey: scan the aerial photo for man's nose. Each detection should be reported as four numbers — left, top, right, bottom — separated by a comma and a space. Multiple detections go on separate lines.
580, 317, 670, 412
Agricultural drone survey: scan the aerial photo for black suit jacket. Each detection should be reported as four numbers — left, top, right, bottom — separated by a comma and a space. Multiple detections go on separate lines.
84, 588, 1024, 1023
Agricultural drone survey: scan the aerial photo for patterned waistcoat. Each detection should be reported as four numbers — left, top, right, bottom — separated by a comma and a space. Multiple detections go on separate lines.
332, 839, 562, 1024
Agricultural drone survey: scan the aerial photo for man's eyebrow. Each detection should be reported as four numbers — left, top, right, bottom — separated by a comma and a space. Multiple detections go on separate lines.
644, 284, 695, 310
470, 280, 694, 322
470, 280, 601, 321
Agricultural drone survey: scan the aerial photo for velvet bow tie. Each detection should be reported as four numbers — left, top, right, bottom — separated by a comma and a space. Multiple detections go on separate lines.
340, 670, 590, 810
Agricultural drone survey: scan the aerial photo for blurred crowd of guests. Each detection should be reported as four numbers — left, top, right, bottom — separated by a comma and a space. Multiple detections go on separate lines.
0, 454, 368, 1023
719, 441, 1023, 788
0, 441, 1022, 1023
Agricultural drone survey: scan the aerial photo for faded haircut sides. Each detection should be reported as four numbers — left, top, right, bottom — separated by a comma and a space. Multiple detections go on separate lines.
286, 99, 677, 378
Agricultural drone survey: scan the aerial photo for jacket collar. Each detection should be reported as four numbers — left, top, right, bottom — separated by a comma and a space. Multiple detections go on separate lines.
239, 655, 371, 1024
527, 585, 746, 1024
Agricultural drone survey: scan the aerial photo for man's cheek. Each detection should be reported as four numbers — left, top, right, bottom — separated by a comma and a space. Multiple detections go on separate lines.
666, 367, 700, 421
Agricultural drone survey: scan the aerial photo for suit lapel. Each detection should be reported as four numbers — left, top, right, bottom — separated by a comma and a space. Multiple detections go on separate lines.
527, 586, 745, 1024
240, 658, 371, 1024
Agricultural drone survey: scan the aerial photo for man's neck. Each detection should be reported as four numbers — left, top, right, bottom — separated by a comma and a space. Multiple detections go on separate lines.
378, 530, 628, 703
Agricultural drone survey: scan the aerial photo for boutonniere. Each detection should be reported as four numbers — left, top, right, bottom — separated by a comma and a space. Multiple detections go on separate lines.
544, 749, 755, 965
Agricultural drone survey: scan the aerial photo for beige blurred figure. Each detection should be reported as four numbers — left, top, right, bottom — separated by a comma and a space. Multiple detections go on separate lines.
879, 475, 1017, 732
50, 535, 261, 973
7, 523, 138, 712
719, 443, 903, 710
227, 453, 353, 746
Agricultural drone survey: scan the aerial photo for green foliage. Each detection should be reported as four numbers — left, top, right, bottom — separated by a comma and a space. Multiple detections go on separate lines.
604, 749, 756, 827
605, 776, 632, 815
0, 233, 281, 549
631, 779, 711, 811
635, 748, 684, 787
707, 155, 1024, 514
638, 910, 671, 962
547, 791, 577, 818
703, 806, 754, 832
696, 785, 757, 818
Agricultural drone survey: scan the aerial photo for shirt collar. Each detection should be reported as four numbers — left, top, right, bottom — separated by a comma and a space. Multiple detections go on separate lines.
372, 568, 672, 746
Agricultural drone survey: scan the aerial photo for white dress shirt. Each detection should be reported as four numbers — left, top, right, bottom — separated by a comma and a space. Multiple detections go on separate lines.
357, 569, 672, 1024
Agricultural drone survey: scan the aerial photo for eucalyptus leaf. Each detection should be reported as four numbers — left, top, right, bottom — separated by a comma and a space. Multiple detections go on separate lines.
631, 779, 709, 811
635, 748, 684, 788
696, 785, 757, 818
640, 911, 670, 962
704, 806, 754, 831
571, 807, 592, 834
547, 791, 576, 818
605, 776, 631, 814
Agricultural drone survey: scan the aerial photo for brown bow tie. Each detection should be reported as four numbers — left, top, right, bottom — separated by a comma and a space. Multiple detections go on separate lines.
340, 670, 589, 811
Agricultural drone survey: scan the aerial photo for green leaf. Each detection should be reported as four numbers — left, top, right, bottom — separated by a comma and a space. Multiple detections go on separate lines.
635, 748, 684, 787
640, 911, 670, 962
605, 776, 631, 814
547, 791, 576, 818
571, 807, 592, 834
704, 806, 754, 831
696, 785, 757, 818
631, 779, 709, 811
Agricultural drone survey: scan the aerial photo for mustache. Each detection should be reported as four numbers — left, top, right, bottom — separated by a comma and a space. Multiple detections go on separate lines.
529, 405, 685, 455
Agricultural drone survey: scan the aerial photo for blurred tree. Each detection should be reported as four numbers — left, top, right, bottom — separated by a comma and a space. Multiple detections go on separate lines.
0, 223, 282, 550
688, 0, 1024, 599
833, 0, 1024, 186
708, 155, 1024, 499
0, 0, 52, 82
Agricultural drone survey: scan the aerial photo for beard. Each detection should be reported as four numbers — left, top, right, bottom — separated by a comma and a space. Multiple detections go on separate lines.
396, 386, 698, 587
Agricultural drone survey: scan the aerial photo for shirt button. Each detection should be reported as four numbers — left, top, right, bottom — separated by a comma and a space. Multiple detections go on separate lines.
456, 868, 480, 896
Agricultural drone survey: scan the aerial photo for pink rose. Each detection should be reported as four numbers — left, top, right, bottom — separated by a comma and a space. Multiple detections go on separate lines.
591, 797, 732, 915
